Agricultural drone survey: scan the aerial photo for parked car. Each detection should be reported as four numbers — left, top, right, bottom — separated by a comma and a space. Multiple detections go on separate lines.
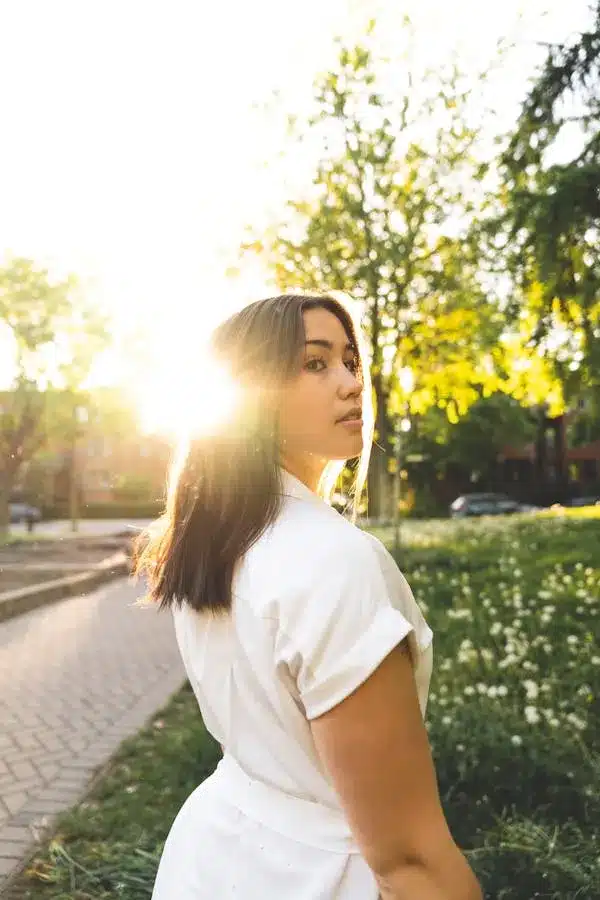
9, 502, 42, 524
449, 492, 522, 518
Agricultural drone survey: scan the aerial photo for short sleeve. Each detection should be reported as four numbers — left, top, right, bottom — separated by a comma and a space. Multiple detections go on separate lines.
271, 536, 415, 720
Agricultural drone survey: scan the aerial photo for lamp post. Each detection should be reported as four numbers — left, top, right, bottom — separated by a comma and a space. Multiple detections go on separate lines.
393, 367, 414, 553
70, 403, 88, 533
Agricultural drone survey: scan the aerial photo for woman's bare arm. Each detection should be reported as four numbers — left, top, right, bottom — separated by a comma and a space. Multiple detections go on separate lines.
310, 639, 483, 900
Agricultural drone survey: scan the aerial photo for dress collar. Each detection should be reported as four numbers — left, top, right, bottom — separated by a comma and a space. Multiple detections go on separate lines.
280, 469, 322, 503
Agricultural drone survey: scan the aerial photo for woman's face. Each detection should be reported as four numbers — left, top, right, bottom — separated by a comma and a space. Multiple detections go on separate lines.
278, 307, 364, 481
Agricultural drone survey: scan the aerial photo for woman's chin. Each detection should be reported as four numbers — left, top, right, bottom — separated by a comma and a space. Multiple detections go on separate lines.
330, 435, 364, 460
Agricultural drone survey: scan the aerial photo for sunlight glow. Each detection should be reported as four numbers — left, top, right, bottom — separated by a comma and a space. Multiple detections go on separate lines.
137, 352, 239, 442
0, 0, 593, 418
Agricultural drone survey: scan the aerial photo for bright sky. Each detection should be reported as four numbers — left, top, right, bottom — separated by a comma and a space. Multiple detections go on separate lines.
0, 0, 594, 432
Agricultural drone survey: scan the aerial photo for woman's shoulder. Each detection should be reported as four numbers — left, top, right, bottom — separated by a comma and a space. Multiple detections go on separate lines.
274, 494, 377, 563
240, 497, 380, 601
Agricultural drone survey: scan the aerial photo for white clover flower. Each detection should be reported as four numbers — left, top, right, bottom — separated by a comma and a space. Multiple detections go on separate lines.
464, 685, 475, 696
448, 608, 472, 620
591, 656, 600, 665
523, 680, 539, 700
490, 622, 502, 637
567, 635, 578, 646
442, 715, 452, 726
511, 735, 523, 746
566, 713, 587, 731
497, 685, 508, 697
525, 706, 541, 725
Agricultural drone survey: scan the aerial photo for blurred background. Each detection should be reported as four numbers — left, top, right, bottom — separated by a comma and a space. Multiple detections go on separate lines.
1, 0, 599, 530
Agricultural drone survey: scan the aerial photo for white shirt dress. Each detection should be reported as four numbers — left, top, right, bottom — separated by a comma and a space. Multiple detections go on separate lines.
152, 470, 433, 899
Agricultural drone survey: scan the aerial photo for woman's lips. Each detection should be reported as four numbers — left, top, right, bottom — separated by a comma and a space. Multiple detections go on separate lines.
338, 417, 363, 430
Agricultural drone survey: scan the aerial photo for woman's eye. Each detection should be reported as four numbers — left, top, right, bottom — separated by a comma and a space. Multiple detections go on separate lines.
344, 357, 359, 373
305, 357, 326, 372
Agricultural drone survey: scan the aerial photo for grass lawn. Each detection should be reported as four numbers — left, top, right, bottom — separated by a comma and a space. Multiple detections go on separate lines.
9, 512, 600, 899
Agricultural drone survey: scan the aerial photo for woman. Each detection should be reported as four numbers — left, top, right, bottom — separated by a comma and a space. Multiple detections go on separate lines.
135, 293, 482, 900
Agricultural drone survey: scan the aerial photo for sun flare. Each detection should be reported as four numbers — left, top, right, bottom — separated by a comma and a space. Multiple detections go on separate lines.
137, 354, 239, 441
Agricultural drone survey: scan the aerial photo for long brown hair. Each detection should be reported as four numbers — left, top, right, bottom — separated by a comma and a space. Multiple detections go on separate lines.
133, 293, 373, 615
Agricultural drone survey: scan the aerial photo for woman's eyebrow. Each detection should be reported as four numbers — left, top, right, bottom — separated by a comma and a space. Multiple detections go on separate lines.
304, 339, 355, 351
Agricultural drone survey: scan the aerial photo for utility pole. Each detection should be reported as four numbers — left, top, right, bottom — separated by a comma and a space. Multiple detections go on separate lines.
69, 400, 88, 533
393, 367, 415, 554
393, 423, 403, 554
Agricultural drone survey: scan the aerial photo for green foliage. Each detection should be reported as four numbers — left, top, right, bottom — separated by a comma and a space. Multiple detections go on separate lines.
0, 257, 109, 530
241, 32, 505, 513
0, 257, 108, 389
408, 392, 537, 483
42, 502, 164, 521
112, 475, 158, 505
498, 4, 600, 397
392, 514, 600, 898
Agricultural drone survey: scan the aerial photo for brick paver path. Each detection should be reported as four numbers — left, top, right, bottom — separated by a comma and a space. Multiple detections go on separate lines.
0, 578, 185, 891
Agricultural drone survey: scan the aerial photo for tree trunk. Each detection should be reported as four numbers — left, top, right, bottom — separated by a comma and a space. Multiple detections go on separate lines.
369, 371, 391, 520
0, 481, 10, 538
553, 414, 568, 500
534, 407, 547, 498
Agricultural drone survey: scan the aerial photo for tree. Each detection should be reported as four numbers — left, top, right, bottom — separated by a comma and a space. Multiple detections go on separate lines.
411, 393, 538, 484
0, 257, 109, 533
498, 2, 600, 398
242, 31, 504, 515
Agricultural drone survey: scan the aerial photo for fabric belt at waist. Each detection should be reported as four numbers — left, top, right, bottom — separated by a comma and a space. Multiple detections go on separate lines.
209, 753, 360, 855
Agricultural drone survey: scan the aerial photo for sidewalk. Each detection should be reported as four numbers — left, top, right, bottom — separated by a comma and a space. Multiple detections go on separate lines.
8, 518, 153, 539
0, 576, 185, 891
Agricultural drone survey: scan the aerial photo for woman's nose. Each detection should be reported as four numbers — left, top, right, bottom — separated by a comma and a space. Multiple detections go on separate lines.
338, 366, 362, 398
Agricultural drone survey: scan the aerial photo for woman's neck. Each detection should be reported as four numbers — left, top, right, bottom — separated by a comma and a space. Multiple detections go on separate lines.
280, 454, 327, 493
